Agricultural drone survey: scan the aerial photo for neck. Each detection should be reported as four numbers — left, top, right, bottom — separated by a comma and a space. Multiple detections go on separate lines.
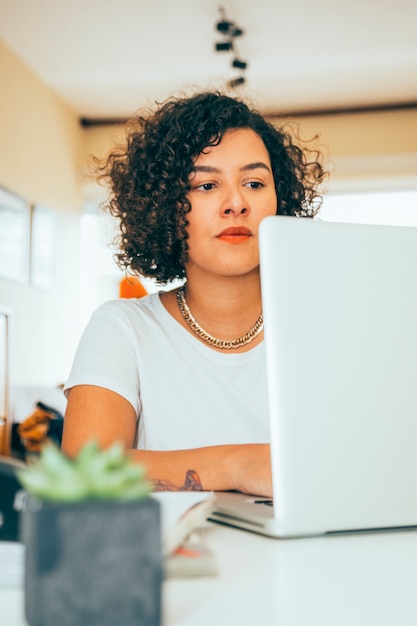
185, 273, 262, 326
182, 270, 263, 339
177, 286, 263, 350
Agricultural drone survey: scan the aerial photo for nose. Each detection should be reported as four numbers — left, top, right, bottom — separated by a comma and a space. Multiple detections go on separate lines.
221, 185, 249, 217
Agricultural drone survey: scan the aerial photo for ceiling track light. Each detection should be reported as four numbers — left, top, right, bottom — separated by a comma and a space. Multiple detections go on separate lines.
215, 41, 233, 52
214, 6, 248, 90
232, 58, 247, 70
228, 77, 246, 89
215, 6, 244, 38
216, 18, 233, 33
231, 27, 244, 38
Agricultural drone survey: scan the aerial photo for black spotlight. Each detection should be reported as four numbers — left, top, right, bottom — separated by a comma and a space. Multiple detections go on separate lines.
216, 19, 232, 33
215, 41, 233, 51
232, 58, 247, 70
228, 77, 245, 88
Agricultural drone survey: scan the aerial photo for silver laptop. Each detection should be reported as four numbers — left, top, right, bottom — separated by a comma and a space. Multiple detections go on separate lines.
210, 216, 417, 538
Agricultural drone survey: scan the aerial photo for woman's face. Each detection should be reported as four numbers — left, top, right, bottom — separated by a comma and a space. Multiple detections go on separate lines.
185, 128, 278, 280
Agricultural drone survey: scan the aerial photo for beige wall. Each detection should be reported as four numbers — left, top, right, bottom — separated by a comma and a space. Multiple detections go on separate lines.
296, 109, 417, 157
0, 41, 84, 385
296, 109, 417, 191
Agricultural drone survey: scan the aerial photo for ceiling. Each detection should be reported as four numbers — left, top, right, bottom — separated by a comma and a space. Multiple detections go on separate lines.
1, 0, 417, 123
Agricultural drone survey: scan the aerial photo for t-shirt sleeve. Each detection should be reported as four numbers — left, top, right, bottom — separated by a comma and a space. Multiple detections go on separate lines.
64, 302, 141, 416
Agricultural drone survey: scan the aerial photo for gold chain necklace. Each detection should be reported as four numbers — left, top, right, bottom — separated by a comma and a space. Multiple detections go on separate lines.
176, 286, 263, 350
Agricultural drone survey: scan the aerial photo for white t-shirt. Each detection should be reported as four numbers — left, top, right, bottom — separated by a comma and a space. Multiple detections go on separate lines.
65, 293, 269, 450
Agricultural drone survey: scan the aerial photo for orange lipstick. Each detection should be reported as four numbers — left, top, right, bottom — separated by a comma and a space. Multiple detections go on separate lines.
216, 226, 252, 244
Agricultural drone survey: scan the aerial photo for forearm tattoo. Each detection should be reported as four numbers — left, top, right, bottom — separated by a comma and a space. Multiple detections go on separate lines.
152, 469, 203, 492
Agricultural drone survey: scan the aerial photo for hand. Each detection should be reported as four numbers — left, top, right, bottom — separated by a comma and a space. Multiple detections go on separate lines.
229, 444, 272, 498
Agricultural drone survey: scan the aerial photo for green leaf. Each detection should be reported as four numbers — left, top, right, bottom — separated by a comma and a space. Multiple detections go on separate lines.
75, 440, 100, 468
17, 440, 151, 503
38, 443, 74, 477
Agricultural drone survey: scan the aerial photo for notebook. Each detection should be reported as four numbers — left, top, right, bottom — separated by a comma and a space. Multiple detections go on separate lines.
210, 216, 417, 538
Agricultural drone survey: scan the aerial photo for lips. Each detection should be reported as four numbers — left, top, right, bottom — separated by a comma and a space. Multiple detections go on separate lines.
216, 227, 253, 242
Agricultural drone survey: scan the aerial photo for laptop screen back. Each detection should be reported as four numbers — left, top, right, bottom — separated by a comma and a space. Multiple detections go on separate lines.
259, 216, 417, 535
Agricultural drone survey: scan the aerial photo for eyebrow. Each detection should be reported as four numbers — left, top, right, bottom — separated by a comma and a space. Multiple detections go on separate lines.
192, 161, 271, 174
241, 162, 271, 173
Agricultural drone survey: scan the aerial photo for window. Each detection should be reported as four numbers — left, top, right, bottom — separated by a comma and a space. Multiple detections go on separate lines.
319, 190, 417, 227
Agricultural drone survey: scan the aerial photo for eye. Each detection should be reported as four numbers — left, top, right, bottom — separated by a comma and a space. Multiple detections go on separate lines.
245, 181, 265, 189
195, 182, 216, 191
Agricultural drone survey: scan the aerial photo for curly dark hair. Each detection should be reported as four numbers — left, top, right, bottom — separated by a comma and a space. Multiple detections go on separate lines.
99, 91, 328, 284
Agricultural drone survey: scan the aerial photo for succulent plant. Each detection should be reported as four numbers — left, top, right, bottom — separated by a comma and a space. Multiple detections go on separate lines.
17, 440, 152, 503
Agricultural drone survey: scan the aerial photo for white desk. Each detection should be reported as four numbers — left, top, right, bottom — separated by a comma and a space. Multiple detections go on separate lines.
2, 522, 417, 625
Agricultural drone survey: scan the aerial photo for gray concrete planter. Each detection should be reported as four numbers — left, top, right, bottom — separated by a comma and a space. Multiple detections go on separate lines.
22, 495, 162, 626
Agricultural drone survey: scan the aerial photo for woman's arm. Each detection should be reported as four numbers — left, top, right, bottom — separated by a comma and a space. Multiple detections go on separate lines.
62, 385, 272, 497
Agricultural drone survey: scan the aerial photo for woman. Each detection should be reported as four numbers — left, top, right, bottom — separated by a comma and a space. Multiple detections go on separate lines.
62, 91, 327, 496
